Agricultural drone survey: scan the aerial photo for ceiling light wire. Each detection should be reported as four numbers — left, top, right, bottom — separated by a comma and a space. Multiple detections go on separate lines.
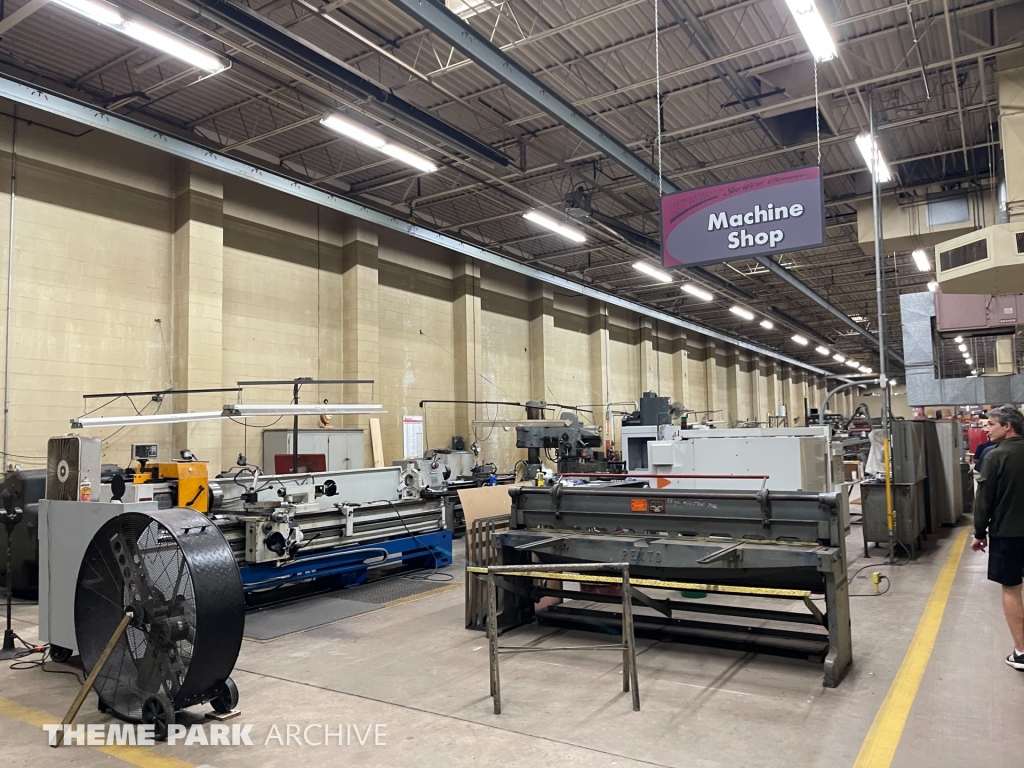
814, 58, 821, 165
654, 0, 662, 198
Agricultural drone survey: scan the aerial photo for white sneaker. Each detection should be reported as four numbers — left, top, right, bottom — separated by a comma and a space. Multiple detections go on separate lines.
1005, 651, 1024, 670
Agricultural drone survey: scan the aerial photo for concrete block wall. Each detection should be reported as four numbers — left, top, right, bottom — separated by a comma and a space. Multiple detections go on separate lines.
0, 105, 841, 475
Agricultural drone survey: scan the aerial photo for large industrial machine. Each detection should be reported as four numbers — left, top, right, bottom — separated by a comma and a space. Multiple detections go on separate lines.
488, 482, 852, 687
38, 436, 453, 638
515, 409, 606, 477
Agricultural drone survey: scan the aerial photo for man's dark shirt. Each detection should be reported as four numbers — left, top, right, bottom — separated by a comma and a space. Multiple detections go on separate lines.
974, 436, 1024, 539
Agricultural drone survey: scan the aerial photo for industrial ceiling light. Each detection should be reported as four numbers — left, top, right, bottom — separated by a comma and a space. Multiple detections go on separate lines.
815, 345, 830, 355
859, 366, 873, 374
832, 353, 845, 362
965, 357, 974, 366
927, 280, 938, 292
730, 306, 755, 321
954, 336, 964, 343
633, 261, 673, 283
855, 133, 892, 184
845, 359, 861, 369
445, 0, 495, 18
784, 0, 837, 62
681, 283, 713, 301
759, 319, 775, 329
791, 334, 809, 345
321, 113, 437, 173
53, 0, 229, 73
523, 210, 586, 243
971, 369, 979, 375
958, 343, 967, 352
911, 249, 931, 272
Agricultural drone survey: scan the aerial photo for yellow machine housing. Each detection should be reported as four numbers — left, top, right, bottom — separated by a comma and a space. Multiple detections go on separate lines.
133, 461, 210, 513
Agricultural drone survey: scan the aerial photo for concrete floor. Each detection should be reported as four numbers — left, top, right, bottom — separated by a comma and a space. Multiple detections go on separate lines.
3, 520, 1023, 768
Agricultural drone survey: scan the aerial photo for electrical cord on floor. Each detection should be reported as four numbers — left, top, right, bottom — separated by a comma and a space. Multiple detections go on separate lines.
8, 644, 85, 683
383, 500, 454, 582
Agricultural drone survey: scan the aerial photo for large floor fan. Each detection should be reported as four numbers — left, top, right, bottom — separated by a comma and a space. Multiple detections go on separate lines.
73, 509, 245, 739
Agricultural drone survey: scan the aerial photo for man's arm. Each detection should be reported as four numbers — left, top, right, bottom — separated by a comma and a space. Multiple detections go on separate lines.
974, 450, 998, 540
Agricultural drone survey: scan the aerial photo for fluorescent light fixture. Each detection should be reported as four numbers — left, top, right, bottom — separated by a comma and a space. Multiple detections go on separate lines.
759, 319, 775, 329
633, 261, 673, 284
55, 0, 124, 25
730, 306, 755, 321
958, 343, 967, 352
523, 210, 586, 243
446, 0, 495, 17
792, 334, 809, 346
911, 249, 931, 272
321, 113, 437, 173
845, 359, 861, 369
72, 411, 226, 429
954, 336, 964, 343
965, 358, 973, 366
682, 283, 713, 301
833, 353, 845, 362
927, 280, 938, 292
53, 0, 229, 73
859, 366, 873, 374
855, 133, 892, 184
224, 404, 386, 417
815, 345, 830, 356
971, 369, 979, 375
784, 0, 837, 62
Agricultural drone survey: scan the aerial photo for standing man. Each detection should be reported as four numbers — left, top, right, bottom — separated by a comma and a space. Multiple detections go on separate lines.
971, 404, 1024, 669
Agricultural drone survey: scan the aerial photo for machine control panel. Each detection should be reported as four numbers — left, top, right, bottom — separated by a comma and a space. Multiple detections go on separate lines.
131, 443, 159, 462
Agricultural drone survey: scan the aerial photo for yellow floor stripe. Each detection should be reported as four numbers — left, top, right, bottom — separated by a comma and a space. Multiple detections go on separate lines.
0, 695, 193, 768
852, 526, 971, 768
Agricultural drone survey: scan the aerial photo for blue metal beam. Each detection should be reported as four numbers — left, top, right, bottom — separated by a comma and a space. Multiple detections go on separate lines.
0, 75, 836, 377
388, 0, 672, 193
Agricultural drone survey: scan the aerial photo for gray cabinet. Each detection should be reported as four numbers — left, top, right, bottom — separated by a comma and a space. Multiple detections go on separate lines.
262, 429, 365, 473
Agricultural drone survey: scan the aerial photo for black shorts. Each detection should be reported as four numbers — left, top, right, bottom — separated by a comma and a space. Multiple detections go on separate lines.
988, 536, 1024, 587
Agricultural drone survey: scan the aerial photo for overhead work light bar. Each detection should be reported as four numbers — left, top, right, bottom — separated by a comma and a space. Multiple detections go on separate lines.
53, 0, 229, 73
72, 404, 386, 428
681, 283, 713, 302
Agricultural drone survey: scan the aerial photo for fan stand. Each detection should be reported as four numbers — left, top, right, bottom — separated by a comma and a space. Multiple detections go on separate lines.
52, 608, 134, 748
0, 505, 29, 660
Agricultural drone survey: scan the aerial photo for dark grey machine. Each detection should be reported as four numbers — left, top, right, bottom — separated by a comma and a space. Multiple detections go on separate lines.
492, 484, 852, 687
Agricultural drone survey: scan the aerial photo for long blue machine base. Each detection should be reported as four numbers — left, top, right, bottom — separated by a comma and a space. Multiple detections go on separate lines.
240, 530, 453, 596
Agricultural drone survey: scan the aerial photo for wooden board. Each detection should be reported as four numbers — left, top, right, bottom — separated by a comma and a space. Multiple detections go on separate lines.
369, 417, 385, 468
457, 485, 513, 527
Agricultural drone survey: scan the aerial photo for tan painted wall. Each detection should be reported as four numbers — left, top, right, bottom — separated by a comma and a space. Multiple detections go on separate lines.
0, 108, 837, 474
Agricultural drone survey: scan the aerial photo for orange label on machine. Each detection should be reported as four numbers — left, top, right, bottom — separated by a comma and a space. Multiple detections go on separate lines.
630, 498, 648, 512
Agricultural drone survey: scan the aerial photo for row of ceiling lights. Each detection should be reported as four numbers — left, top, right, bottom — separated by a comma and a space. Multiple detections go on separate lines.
632, 261, 875, 375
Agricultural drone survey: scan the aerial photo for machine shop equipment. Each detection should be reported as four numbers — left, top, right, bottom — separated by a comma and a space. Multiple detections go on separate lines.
118, 444, 211, 513
74, 509, 244, 739
487, 483, 852, 687
38, 437, 453, 611
515, 411, 605, 477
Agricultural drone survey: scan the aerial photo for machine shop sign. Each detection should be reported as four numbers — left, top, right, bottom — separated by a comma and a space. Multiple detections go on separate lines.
660, 166, 826, 268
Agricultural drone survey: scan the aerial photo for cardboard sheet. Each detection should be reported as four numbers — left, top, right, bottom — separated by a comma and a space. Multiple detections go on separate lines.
458, 485, 513, 528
